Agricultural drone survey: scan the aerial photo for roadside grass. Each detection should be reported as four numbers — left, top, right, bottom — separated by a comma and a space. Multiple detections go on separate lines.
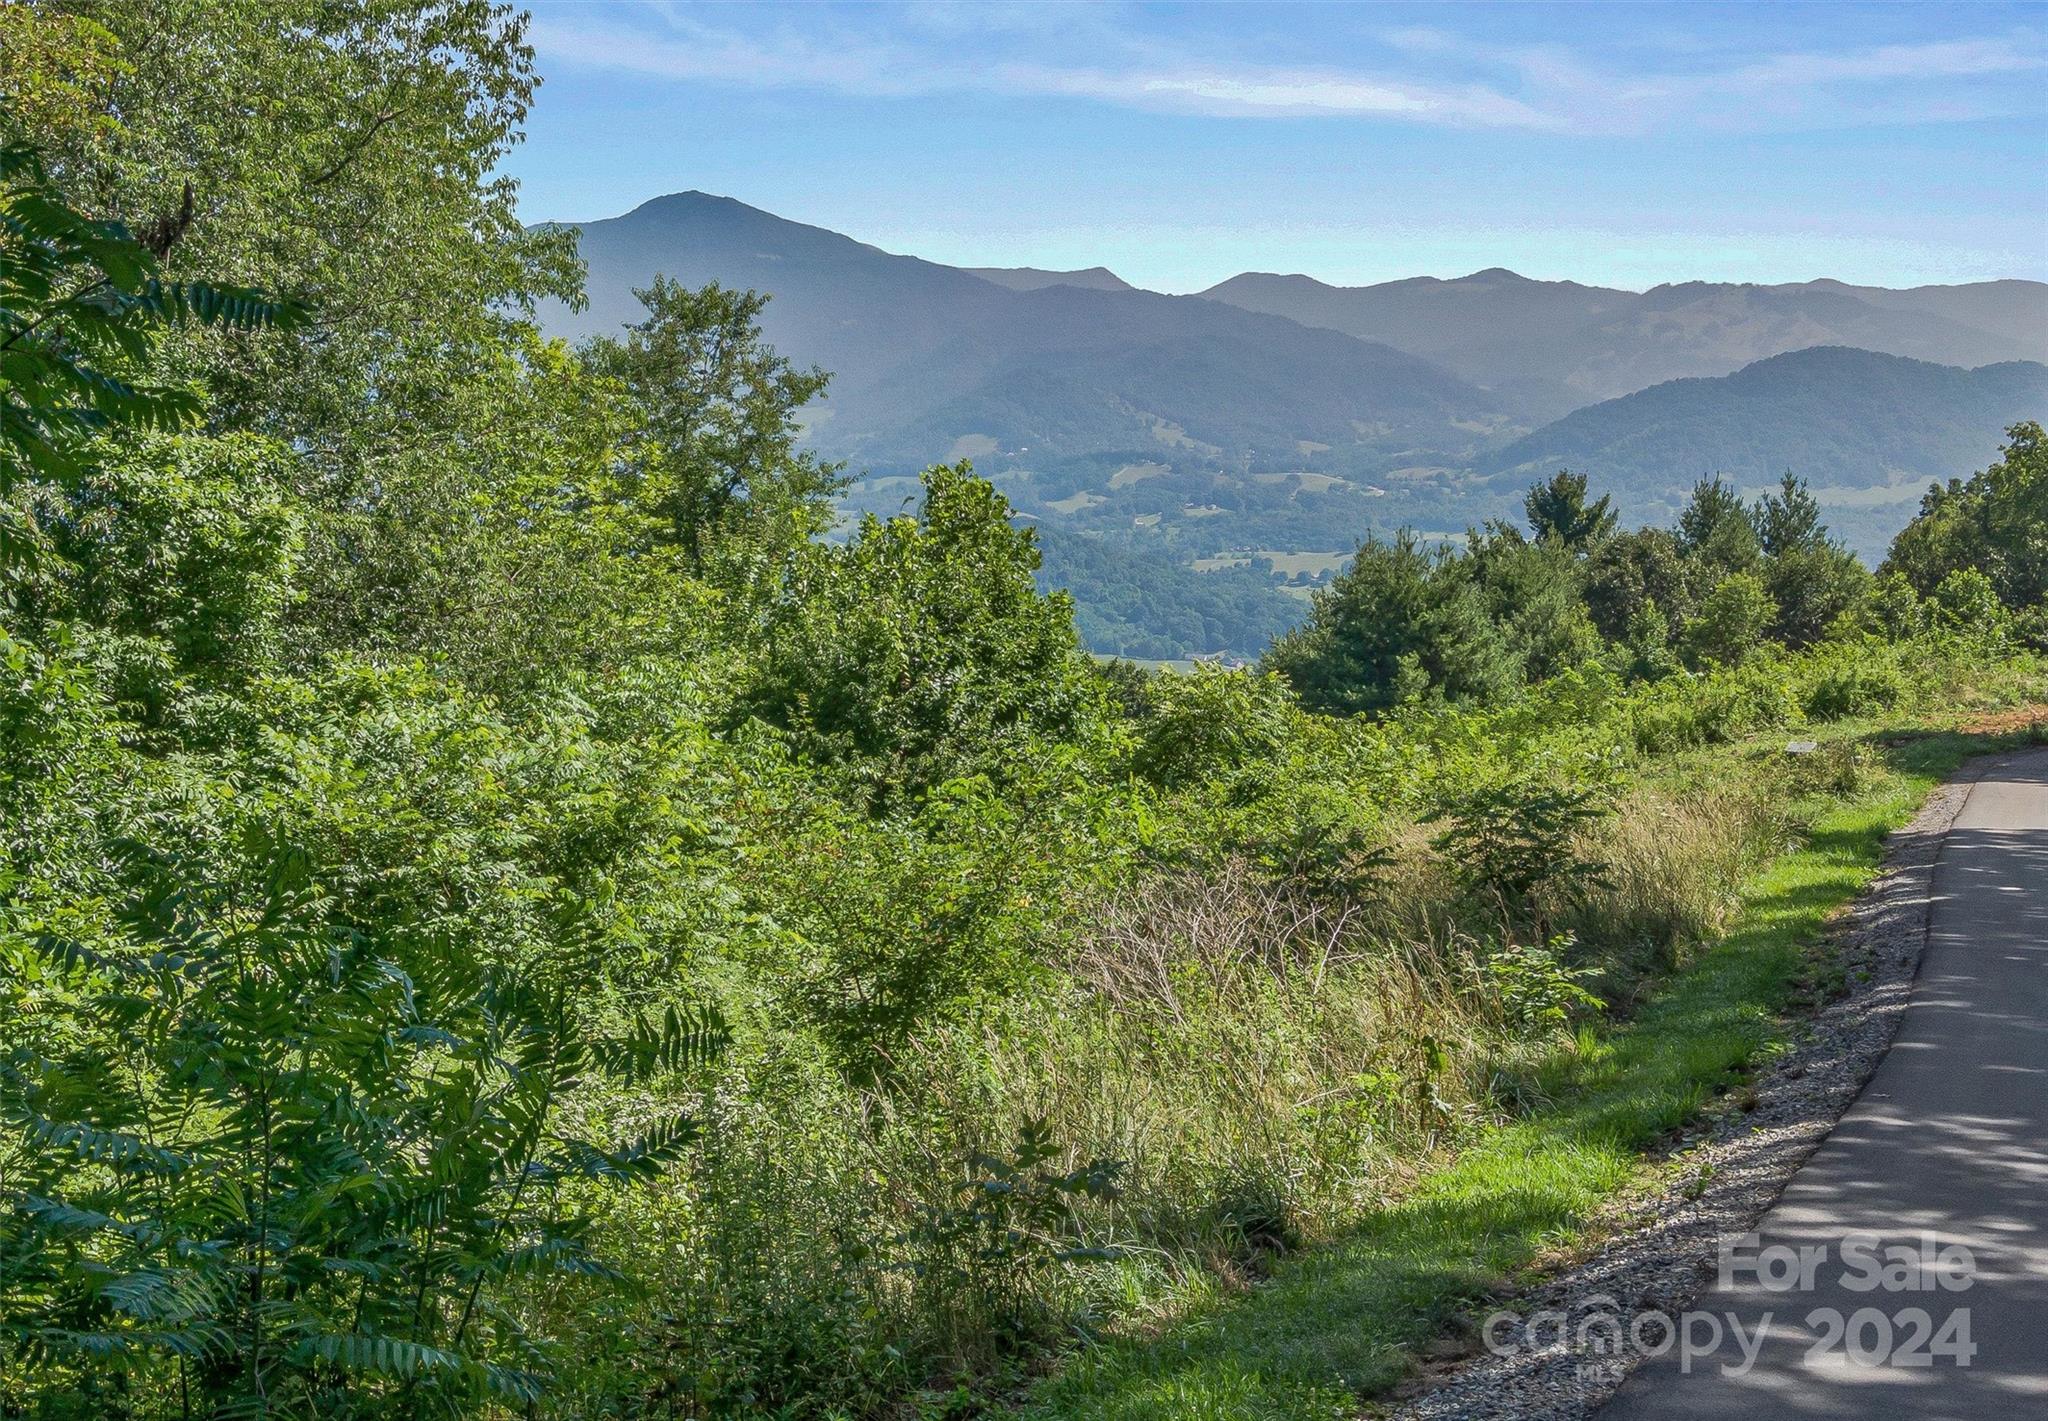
1021, 715, 2046, 1421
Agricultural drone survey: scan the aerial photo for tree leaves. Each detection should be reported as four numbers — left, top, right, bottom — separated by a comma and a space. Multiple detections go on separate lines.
0, 140, 305, 509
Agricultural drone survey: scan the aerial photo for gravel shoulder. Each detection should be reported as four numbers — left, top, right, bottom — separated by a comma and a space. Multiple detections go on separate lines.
1383, 762, 1988, 1421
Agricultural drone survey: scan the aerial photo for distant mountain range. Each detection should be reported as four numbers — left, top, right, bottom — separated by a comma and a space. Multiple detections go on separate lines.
541, 192, 1511, 471
1203, 269, 2047, 421
965, 266, 1133, 292
1482, 347, 2048, 553
534, 192, 2046, 657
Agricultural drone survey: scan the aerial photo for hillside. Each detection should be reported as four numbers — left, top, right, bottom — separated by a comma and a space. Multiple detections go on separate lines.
1204, 269, 2048, 419
13, 14, 2048, 1421
1031, 529, 1305, 661
1483, 347, 2048, 556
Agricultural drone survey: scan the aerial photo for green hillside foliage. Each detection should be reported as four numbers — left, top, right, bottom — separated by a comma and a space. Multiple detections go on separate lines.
1263, 462, 1913, 714
1032, 530, 1305, 660
1, 13, 2044, 1421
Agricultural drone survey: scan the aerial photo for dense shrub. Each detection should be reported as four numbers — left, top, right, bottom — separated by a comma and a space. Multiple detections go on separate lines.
1803, 650, 1907, 720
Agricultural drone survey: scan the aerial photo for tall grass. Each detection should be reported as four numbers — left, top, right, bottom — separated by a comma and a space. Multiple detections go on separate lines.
1023, 716, 2048, 1421
1567, 784, 1785, 983
539, 782, 1809, 1416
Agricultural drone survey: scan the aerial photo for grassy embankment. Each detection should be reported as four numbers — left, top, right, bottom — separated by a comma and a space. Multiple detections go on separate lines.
1024, 712, 2048, 1421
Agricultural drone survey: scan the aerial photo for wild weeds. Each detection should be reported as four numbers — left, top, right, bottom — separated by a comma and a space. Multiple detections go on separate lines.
1565, 785, 1785, 979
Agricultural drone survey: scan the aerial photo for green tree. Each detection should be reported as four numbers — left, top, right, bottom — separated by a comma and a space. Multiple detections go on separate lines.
582, 278, 841, 569
1681, 571, 1776, 667
1130, 665, 1296, 790
1869, 572, 1927, 640
285, 330, 718, 698
24, 433, 303, 730
1750, 474, 1869, 648
1677, 474, 1760, 574
1885, 423, 2048, 612
1468, 525, 1602, 683
1523, 470, 1616, 549
1584, 527, 1691, 647
1427, 775, 1613, 931
1763, 544, 1871, 649
0, 129, 731, 1420
4, 2, 595, 683
740, 463, 1085, 802
1753, 471, 1825, 556
1931, 567, 2008, 634
1617, 595, 1680, 680
1266, 532, 1516, 715
1, 0, 579, 454
1, 141, 301, 513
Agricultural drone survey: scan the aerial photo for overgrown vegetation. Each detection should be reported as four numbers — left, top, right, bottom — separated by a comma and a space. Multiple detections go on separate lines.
1, 10, 2042, 1420
1024, 718, 2034, 1420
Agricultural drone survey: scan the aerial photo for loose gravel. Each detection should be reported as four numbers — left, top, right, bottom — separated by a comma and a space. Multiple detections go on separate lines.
1381, 766, 1986, 1421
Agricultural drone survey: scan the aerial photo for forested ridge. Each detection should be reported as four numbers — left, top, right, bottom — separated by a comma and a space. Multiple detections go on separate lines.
1, 7, 2044, 1420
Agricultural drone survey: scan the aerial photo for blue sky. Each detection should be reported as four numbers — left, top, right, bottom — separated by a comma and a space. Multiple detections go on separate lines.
509, 1, 2048, 292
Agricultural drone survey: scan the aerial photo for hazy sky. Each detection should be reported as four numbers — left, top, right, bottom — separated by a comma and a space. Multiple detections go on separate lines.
509, 1, 2048, 293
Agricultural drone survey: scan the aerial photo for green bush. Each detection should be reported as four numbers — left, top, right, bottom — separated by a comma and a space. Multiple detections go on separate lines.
1932, 567, 2009, 637
1481, 935, 1605, 1034
1802, 645, 1908, 720
1426, 772, 1615, 930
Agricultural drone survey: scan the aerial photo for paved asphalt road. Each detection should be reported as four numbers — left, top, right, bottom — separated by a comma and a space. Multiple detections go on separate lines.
1601, 748, 2048, 1421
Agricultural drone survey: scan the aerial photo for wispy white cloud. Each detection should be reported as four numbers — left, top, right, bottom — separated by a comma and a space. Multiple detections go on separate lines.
988, 61, 1557, 126
532, 14, 922, 96
1734, 34, 2045, 85
529, 4, 2048, 136
531, 11, 1560, 127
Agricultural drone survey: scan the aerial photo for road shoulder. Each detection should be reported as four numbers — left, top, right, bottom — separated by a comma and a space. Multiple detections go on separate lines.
1388, 757, 1994, 1421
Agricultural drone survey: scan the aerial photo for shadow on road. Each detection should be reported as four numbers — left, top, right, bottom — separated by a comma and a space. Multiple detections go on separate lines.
1601, 749, 2048, 1421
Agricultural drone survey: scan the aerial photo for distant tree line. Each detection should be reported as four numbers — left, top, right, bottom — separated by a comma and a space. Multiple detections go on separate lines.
1267, 445, 2045, 715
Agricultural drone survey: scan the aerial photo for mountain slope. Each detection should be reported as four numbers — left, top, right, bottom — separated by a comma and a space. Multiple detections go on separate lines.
538, 193, 1509, 472
1798, 278, 2048, 353
1482, 347, 2048, 555
1203, 269, 2048, 419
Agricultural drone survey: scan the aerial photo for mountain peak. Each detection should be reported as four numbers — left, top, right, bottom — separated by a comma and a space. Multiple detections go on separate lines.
621, 189, 740, 217
1201, 271, 1327, 292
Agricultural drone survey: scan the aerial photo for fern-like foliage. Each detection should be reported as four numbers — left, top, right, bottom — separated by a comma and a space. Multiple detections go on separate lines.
591, 1000, 731, 1083
0, 837, 724, 1417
